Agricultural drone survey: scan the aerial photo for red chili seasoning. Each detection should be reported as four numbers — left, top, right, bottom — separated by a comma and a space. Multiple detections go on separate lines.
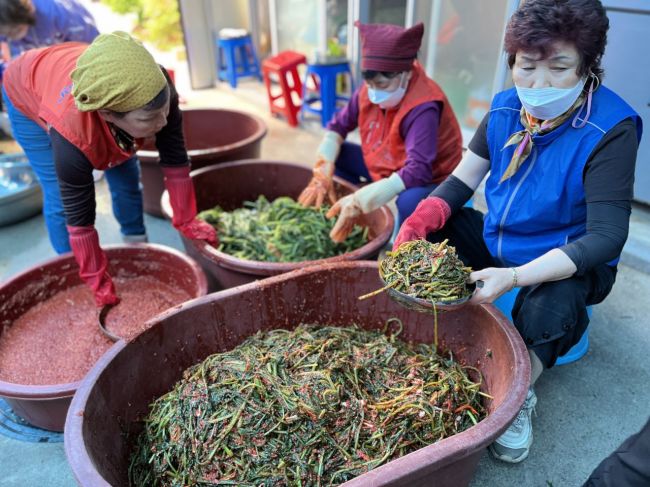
0, 276, 190, 385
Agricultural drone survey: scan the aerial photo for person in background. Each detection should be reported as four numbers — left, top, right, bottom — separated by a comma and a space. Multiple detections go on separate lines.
298, 21, 462, 243
583, 417, 650, 486
0, 0, 98, 57
393, 0, 642, 463
2, 32, 216, 306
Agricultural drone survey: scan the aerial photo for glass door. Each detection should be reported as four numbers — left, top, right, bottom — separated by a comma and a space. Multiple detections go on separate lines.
326, 0, 349, 58
421, 0, 516, 136
274, 0, 323, 58
368, 0, 407, 25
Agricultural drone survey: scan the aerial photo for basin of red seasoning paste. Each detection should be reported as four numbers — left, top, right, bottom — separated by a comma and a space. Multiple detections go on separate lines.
0, 276, 190, 385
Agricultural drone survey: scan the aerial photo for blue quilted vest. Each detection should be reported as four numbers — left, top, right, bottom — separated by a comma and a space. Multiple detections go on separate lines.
484, 86, 642, 267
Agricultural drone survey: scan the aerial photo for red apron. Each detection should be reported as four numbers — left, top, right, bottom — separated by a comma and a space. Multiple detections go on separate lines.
358, 62, 462, 183
4, 43, 136, 169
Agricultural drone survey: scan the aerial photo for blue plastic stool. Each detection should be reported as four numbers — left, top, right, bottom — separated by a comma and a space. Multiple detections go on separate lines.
302, 60, 354, 127
494, 288, 591, 366
216, 33, 262, 88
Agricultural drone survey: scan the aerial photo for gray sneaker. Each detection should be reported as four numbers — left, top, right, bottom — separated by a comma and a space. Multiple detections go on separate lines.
489, 387, 537, 463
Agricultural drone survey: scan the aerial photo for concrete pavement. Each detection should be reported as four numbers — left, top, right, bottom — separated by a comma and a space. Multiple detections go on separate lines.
1, 79, 649, 486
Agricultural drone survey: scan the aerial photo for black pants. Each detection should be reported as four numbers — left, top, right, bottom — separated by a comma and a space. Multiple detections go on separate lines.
429, 208, 617, 368
583, 418, 650, 486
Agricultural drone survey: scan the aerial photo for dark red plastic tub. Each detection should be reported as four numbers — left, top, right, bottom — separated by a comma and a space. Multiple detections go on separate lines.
138, 108, 267, 216
65, 261, 530, 487
161, 160, 394, 289
0, 244, 207, 431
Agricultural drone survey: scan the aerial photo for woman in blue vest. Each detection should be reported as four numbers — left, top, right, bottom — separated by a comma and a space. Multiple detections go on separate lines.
394, 0, 642, 464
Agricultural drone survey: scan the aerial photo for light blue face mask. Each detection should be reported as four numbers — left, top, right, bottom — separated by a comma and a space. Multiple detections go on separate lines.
515, 78, 586, 120
367, 73, 408, 109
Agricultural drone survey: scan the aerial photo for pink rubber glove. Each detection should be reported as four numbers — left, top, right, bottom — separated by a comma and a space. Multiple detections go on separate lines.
68, 225, 119, 307
392, 197, 451, 251
162, 165, 218, 244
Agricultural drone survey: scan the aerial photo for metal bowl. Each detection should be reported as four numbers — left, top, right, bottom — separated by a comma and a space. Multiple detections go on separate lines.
0, 154, 43, 226
386, 286, 475, 314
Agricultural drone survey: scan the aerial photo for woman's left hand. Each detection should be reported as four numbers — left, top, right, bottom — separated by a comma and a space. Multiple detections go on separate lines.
468, 267, 515, 304
326, 173, 406, 243
326, 194, 363, 243
178, 218, 218, 244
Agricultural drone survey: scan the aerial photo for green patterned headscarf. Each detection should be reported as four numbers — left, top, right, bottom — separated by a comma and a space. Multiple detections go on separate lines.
71, 31, 167, 113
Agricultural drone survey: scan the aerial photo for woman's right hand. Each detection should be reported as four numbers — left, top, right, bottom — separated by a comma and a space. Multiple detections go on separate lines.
68, 225, 120, 307
392, 197, 451, 250
298, 131, 343, 208
297, 158, 337, 208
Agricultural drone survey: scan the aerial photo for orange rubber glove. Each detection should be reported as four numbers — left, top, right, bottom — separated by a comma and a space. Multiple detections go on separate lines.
298, 158, 338, 208
326, 173, 405, 243
298, 130, 343, 208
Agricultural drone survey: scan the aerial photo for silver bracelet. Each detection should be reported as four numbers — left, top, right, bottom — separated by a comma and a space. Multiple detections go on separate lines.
510, 267, 518, 290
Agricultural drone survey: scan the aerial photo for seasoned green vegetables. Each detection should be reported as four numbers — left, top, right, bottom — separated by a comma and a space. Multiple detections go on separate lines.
361, 239, 472, 303
129, 324, 487, 486
198, 196, 369, 262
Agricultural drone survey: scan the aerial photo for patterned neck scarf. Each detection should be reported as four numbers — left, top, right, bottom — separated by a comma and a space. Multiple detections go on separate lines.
108, 123, 135, 152
500, 94, 585, 183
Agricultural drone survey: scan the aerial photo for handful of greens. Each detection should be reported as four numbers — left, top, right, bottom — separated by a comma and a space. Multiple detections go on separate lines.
198, 196, 369, 262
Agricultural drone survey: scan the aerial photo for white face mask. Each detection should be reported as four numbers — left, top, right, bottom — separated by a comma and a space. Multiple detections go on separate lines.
515, 78, 585, 120
368, 73, 409, 109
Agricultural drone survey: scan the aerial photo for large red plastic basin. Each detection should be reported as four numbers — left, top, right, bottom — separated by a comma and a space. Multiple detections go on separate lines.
65, 261, 529, 486
161, 160, 394, 289
0, 244, 208, 431
138, 108, 267, 216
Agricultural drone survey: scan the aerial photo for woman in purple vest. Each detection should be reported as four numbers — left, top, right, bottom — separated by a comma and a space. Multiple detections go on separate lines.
394, 0, 642, 464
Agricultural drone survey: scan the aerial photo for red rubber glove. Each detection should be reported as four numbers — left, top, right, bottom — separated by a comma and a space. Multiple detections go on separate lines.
162, 165, 218, 244
392, 197, 451, 251
67, 225, 119, 307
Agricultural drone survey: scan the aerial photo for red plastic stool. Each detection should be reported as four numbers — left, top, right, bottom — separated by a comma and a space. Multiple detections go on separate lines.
262, 51, 307, 127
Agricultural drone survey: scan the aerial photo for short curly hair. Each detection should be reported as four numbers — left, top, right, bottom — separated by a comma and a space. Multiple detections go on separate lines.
504, 0, 609, 79
0, 0, 36, 28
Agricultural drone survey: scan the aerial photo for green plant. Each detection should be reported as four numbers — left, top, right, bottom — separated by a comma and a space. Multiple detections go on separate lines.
140, 0, 183, 51
101, 0, 183, 51
101, 0, 143, 23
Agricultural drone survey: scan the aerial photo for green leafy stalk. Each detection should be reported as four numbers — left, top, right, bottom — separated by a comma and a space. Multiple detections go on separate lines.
129, 324, 487, 486
198, 196, 369, 263
374, 239, 472, 303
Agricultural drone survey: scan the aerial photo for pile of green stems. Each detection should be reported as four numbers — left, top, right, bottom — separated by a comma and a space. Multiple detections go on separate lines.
379, 240, 471, 303
197, 196, 369, 262
129, 324, 488, 487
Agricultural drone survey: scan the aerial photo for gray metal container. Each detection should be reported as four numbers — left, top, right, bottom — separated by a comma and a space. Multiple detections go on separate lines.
0, 154, 43, 227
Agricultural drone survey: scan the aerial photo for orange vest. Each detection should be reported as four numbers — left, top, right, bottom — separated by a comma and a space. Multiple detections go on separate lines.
4, 43, 136, 169
358, 62, 462, 183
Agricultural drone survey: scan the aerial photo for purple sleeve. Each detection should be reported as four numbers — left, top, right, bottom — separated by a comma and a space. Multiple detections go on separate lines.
397, 101, 441, 188
326, 88, 361, 138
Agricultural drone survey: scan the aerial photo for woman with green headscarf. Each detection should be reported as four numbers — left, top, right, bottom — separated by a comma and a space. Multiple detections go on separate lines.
2, 31, 217, 306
